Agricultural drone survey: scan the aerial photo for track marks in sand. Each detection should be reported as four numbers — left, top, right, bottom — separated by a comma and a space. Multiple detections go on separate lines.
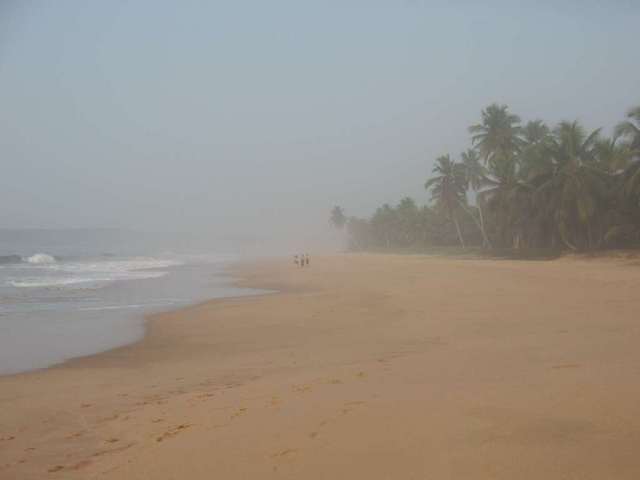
292, 384, 313, 393
271, 448, 297, 458
156, 424, 191, 442
46, 443, 135, 475
230, 407, 248, 419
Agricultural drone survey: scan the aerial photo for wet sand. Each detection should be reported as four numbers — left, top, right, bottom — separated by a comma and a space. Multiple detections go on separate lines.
2, 254, 640, 479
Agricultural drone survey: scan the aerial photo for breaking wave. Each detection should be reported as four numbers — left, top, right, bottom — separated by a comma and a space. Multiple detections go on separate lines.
0, 253, 58, 265
25, 253, 57, 264
5, 256, 181, 289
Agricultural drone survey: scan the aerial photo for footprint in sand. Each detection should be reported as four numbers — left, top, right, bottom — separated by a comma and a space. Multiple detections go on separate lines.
230, 407, 247, 419
92, 443, 135, 457
271, 448, 297, 458
309, 431, 319, 439
105, 438, 119, 444
355, 371, 367, 379
197, 392, 215, 400
48, 465, 65, 473
156, 424, 191, 442
68, 460, 92, 471
293, 384, 312, 393
327, 379, 342, 385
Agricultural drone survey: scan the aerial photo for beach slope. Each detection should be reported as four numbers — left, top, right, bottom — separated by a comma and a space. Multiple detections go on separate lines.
2, 254, 640, 479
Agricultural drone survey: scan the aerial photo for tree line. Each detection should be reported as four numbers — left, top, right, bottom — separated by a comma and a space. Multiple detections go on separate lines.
330, 104, 640, 253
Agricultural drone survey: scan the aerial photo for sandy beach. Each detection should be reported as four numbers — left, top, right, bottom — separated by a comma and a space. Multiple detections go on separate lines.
2, 253, 640, 479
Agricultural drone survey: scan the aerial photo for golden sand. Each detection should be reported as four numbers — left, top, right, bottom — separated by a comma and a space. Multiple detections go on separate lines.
2, 254, 640, 479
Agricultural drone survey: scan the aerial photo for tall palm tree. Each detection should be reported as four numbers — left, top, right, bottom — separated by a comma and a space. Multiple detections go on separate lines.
425, 155, 467, 248
592, 136, 633, 174
615, 106, 640, 152
460, 149, 491, 247
371, 204, 397, 248
395, 197, 419, 246
330, 206, 347, 230
519, 120, 554, 181
478, 153, 531, 249
469, 103, 523, 164
615, 107, 640, 203
534, 121, 606, 250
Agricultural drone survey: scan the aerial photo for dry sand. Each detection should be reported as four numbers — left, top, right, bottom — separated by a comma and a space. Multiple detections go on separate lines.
2, 254, 640, 479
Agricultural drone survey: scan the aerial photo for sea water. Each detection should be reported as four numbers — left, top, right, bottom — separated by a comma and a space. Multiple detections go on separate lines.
0, 230, 267, 375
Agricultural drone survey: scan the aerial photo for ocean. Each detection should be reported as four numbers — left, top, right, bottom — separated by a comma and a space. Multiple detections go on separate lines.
0, 229, 267, 375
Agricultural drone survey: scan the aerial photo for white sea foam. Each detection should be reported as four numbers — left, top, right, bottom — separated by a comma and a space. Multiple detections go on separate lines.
25, 253, 56, 264
77, 301, 177, 312
8, 271, 168, 288
7, 256, 179, 288
47, 257, 182, 274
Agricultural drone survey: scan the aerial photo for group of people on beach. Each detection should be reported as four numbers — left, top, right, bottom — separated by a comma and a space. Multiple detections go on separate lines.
294, 254, 310, 268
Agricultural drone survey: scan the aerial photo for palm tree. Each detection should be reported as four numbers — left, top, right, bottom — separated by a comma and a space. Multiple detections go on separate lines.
460, 149, 491, 247
345, 216, 370, 251
615, 107, 640, 204
519, 120, 554, 181
534, 121, 606, 250
615, 106, 640, 152
371, 204, 397, 248
395, 197, 419, 246
330, 206, 347, 230
478, 153, 531, 249
469, 103, 523, 164
592, 136, 633, 174
425, 155, 467, 248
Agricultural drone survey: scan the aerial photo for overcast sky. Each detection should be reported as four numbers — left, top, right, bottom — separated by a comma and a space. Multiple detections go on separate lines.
1, 1, 639, 243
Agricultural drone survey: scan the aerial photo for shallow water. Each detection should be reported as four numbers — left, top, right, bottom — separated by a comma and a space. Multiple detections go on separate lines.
0, 233, 267, 375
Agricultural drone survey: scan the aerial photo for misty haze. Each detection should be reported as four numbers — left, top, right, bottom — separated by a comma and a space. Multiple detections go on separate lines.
1, 2, 640, 479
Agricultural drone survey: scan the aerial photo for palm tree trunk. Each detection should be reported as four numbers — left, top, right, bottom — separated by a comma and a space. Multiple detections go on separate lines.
457, 199, 491, 248
453, 214, 466, 249
477, 203, 491, 248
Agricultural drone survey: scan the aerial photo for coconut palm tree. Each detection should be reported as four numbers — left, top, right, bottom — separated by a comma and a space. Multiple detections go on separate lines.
425, 155, 467, 248
371, 204, 397, 248
478, 152, 532, 249
395, 197, 419, 246
611, 106, 640, 206
592, 136, 633, 174
615, 106, 640, 152
469, 103, 523, 164
330, 206, 347, 230
534, 121, 606, 250
460, 149, 491, 247
519, 120, 554, 181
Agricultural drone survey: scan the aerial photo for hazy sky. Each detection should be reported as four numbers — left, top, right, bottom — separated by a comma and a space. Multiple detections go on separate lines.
1, 1, 639, 242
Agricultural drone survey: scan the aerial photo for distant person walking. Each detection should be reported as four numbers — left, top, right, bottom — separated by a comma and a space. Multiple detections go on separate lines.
305, 254, 310, 267
294, 255, 299, 267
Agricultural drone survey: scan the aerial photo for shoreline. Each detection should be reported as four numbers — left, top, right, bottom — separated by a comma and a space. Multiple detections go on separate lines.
0, 260, 277, 380
3, 254, 640, 479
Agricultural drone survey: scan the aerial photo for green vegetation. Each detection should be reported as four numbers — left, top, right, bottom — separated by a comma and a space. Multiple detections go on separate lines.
331, 104, 640, 254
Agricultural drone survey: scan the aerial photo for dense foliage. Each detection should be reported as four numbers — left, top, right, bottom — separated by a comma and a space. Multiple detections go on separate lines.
331, 104, 640, 253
